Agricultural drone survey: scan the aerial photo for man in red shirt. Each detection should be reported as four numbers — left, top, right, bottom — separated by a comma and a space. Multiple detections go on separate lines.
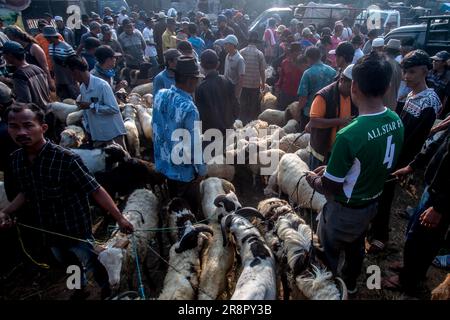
276, 43, 308, 110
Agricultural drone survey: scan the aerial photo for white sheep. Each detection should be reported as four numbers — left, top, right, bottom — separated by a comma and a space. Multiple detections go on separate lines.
71, 148, 106, 174
158, 222, 213, 300
98, 189, 159, 289
295, 148, 311, 164
59, 125, 86, 149
264, 154, 326, 213
131, 83, 153, 96
273, 133, 310, 153
0, 181, 10, 210
260, 84, 278, 111
66, 110, 84, 126
47, 102, 78, 125
123, 104, 141, 158
221, 207, 277, 300
258, 109, 286, 127
198, 179, 240, 300
135, 105, 153, 142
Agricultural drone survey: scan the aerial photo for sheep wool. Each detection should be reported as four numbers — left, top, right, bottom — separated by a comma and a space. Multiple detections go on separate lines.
131, 82, 153, 96
135, 105, 153, 142
123, 104, 141, 158
59, 125, 86, 149
258, 109, 286, 127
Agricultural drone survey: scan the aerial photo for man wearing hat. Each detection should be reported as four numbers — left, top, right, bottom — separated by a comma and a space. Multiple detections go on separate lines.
118, 6, 129, 25
371, 37, 385, 54
100, 24, 123, 55
103, 16, 118, 40
196, 49, 239, 135
118, 19, 146, 69
223, 34, 245, 99
383, 39, 402, 111
152, 56, 206, 214
34, 19, 64, 73
76, 21, 101, 55
239, 31, 265, 124
55, 16, 75, 48
307, 64, 358, 169
362, 29, 379, 55
2, 41, 50, 111
427, 50, 450, 118
45, 26, 79, 100
103, 6, 113, 18
162, 18, 177, 53
154, 12, 168, 64
215, 14, 234, 40
142, 17, 158, 67
153, 48, 181, 96
91, 45, 125, 91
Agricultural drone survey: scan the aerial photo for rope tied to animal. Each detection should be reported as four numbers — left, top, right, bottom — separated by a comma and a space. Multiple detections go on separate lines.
131, 233, 146, 300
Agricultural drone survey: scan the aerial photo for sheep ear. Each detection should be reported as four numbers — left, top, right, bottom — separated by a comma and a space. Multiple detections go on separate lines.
235, 207, 265, 221
220, 215, 233, 247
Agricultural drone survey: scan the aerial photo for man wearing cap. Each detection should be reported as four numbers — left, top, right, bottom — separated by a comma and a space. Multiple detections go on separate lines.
223, 35, 245, 99
162, 18, 177, 53
371, 37, 384, 54
2, 41, 50, 111
77, 22, 101, 55
307, 64, 357, 169
152, 56, 206, 214
100, 24, 123, 55
74, 15, 90, 49
153, 49, 181, 96
142, 17, 158, 67
297, 46, 336, 131
65, 55, 127, 149
362, 29, 379, 55
103, 7, 113, 18
383, 39, 402, 111
306, 53, 404, 294
118, 7, 129, 25
118, 19, 146, 69
34, 20, 65, 73
196, 49, 239, 135
367, 50, 441, 254
427, 51, 450, 118
45, 26, 79, 100
92, 45, 126, 92
331, 42, 355, 78
103, 16, 118, 40
55, 16, 75, 48
239, 31, 265, 124
215, 14, 234, 40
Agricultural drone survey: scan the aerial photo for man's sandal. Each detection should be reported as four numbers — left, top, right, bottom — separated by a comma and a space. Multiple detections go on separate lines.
432, 255, 450, 270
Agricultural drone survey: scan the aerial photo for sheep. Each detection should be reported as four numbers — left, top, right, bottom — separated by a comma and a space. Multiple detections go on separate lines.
0, 181, 10, 210
127, 92, 143, 105
158, 222, 213, 300
198, 179, 240, 300
431, 273, 450, 300
71, 143, 130, 174
285, 101, 300, 123
131, 82, 153, 96
122, 104, 141, 158
62, 98, 76, 105
295, 148, 311, 164
66, 110, 84, 126
206, 154, 235, 182
59, 125, 86, 149
283, 119, 300, 134
258, 109, 286, 127
264, 153, 326, 213
273, 133, 310, 153
47, 102, 78, 124
98, 189, 159, 291
221, 207, 277, 300
164, 198, 197, 245
135, 105, 153, 142
246, 149, 286, 186
260, 85, 278, 111
142, 94, 153, 108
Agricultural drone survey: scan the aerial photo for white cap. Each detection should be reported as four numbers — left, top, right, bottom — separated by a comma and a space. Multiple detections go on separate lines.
54, 16, 63, 22
328, 49, 336, 55
372, 37, 385, 48
342, 64, 354, 80
223, 34, 239, 46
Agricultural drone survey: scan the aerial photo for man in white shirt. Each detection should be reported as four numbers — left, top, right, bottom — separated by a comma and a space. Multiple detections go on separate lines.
223, 35, 245, 99
351, 35, 364, 64
118, 7, 129, 25
340, 18, 353, 41
142, 17, 158, 67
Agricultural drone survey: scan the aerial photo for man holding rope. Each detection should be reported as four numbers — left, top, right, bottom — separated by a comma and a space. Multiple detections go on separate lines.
306, 53, 404, 294
0, 103, 134, 300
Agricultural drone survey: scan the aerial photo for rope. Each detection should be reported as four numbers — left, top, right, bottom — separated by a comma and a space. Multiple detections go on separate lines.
286, 131, 307, 153
131, 234, 146, 300
16, 225, 50, 269
107, 217, 212, 233
17, 223, 101, 245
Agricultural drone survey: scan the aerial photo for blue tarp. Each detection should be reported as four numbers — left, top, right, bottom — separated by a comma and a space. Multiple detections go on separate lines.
440, 3, 450, 13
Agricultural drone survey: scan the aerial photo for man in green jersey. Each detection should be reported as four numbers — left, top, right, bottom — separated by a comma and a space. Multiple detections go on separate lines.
306, 52, 405, 293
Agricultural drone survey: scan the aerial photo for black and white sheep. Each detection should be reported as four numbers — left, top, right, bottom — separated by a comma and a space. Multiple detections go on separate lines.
59, 125, 86, 149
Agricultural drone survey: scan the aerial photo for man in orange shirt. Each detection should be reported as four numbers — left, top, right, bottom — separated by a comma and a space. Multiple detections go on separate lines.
34, 20, 64, 74
306, 64, 358, 169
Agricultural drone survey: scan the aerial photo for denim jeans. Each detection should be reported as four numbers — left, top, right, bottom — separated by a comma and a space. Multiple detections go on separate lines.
400, 186, 450, 293
51, 237, 109, 289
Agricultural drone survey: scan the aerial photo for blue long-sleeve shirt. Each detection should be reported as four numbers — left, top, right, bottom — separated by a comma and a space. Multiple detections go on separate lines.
152, 85, 206, 182
80, 74, 126, 142
153, 69, 175, 97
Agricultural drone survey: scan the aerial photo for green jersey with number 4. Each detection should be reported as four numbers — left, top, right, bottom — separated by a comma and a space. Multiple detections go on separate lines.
324, 108, 404, 206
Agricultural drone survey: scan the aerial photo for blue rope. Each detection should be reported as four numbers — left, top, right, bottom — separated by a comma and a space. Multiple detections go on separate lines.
132, 234, 146, 300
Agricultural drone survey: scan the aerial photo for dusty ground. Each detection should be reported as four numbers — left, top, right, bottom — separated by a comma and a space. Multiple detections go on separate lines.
0, 167, 448, 300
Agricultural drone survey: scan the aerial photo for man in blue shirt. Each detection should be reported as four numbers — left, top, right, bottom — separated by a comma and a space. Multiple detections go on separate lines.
152, 56, 206, 215
188, 23, 206, 57
297, 46, 337, 130
153, 49, 181, 96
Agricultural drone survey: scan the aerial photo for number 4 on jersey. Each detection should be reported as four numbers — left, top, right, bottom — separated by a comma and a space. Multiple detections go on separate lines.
383, 135, 395, 169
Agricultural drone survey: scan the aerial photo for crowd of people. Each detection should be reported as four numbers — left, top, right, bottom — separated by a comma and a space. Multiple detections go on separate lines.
0, 5, 448, 300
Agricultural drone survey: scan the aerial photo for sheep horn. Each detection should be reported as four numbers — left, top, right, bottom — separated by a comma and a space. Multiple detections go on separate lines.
220, 215, 233, 247
235, 207, 265, 221
335, 277, 348, 300
213, 194, 228, 208
194, 225, 214, 236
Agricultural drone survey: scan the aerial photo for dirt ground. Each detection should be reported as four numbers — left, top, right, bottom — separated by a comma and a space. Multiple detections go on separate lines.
0, 167, 448, 300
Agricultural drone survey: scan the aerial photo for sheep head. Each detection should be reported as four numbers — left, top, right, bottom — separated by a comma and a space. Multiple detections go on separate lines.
221, 207, 265, 247
60, 129, 82, 148
213, 192, 242, 223
98, 247, 124, 286
104, 143, 131, 164
115, 88, 128, 103
175, 223, 214, 253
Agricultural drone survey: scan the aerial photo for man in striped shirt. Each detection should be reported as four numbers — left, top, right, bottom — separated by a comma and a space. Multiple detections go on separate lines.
45, 26, 79, 100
